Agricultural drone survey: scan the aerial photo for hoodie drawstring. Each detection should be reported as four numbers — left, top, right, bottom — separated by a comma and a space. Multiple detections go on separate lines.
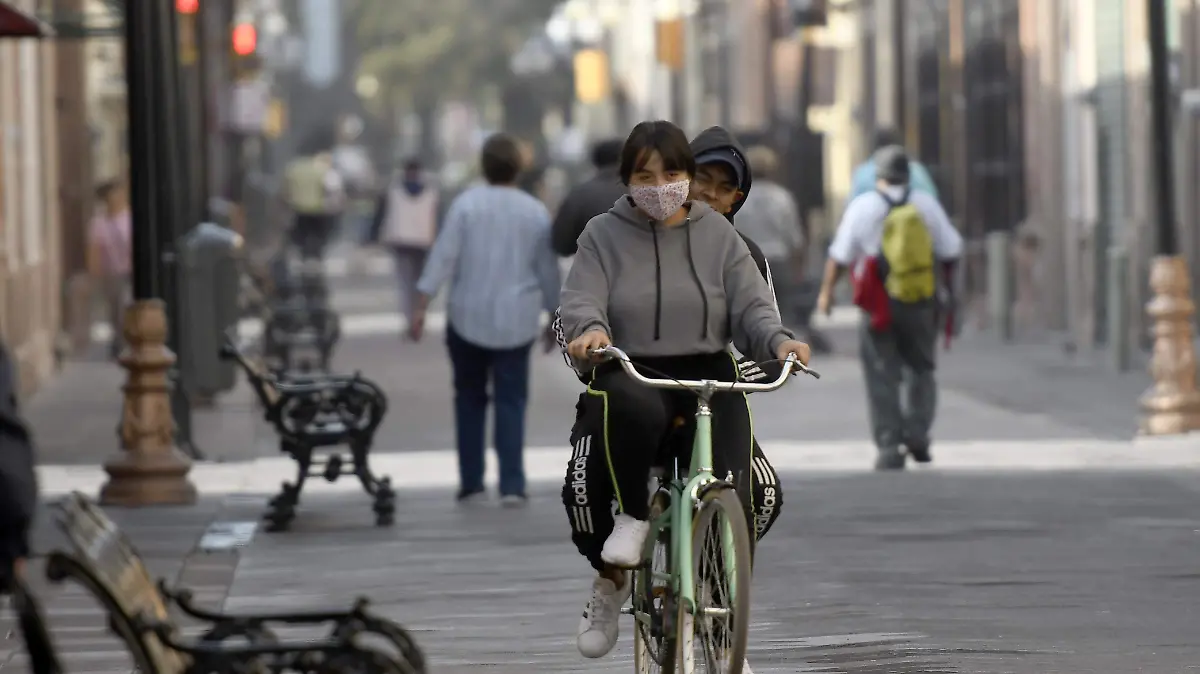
651, 223, 663, 340
684, 223, 709, 340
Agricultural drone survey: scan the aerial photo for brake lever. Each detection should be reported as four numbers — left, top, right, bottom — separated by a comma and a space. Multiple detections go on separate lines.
788, 358, 821, 380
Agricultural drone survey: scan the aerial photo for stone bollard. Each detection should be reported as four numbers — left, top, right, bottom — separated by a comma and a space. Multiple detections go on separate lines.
99, 300, 197, 506
1139, 256, 1200, 435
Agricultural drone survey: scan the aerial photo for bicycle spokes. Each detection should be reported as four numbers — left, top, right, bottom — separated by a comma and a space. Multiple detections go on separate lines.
696, 514, 737, 671
634, 528, 675, 673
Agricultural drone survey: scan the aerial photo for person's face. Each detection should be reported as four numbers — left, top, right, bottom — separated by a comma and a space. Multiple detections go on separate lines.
628, 150, 689, 188
105, 186, 127, 213
690, 163, 743, 214
403, 167, 422, 182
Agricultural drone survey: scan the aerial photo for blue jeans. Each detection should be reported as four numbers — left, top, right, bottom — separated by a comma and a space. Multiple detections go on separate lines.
446, 325, 533, 496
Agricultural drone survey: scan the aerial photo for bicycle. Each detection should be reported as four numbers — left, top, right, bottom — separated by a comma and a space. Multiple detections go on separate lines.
589, 345, 819, 674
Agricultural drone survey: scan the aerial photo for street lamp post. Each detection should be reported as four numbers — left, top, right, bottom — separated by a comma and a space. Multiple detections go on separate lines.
1140, 0, 1200, 435
99, 0, 197, 506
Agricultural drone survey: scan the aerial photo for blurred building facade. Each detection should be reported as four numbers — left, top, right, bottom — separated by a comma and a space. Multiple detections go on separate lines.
593, 0, 1198, 358
853, 0, 1197, 358
0, 0, 63, 397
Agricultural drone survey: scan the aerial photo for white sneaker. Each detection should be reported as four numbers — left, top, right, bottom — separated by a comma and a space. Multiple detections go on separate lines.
600, 514, 651, 568
576, 572, 632, 658
742, 659, 754, 674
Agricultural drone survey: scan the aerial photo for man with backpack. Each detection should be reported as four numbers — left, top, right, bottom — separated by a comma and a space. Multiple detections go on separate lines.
817, 145, 963, 471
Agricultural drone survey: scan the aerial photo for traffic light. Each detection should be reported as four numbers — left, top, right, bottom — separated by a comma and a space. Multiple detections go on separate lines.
176, 0, 199, 15
232, 22, 256, 56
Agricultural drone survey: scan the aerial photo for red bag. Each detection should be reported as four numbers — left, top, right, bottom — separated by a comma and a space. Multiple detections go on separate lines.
851, 256, 892, 331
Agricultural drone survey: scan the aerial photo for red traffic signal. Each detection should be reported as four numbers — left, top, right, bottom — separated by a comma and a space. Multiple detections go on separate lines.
176, 0, 199, 14
232, 23, 257, 56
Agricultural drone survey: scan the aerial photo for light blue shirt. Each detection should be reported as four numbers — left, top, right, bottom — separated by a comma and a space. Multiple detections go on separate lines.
416, 185, 561, 350
849, 160, 940, 201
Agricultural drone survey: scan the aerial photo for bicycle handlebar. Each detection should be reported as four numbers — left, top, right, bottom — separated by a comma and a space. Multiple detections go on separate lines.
589, 345, 817, 394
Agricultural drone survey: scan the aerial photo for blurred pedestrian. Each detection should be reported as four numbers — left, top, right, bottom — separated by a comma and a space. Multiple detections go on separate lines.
734, 147, 804, 312
369, 158, 440, 337
0, 338, 36, 595
331, 116, 379, 248
736, 145, 832, 353
818, 145, 962, 470
410, 133, 561, 506
86, 180, 131, 359
849, 128, 940, 201
282, 129, 346, 263
0, 337, 58, 674
550, 138, 626, 256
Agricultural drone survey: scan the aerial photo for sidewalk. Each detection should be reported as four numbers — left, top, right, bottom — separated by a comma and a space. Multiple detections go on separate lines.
23, 357, 275, 466
806, 317, 1157, 441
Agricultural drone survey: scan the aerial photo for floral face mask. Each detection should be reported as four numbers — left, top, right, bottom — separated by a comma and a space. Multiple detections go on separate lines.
629, 179, 691, 222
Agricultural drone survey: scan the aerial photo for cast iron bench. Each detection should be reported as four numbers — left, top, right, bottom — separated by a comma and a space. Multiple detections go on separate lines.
263, 263, 341, 373
220, 336, 395, 531
42, 492, 425, 673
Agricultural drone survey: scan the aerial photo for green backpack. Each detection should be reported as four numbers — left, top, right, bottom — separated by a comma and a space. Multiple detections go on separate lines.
878, 190, 936, 303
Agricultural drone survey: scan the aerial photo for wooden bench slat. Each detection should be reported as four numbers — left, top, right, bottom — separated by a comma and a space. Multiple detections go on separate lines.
55, 494, 191, 674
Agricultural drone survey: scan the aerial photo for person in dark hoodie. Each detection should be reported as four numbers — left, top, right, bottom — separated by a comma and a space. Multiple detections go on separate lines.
559, 120, 811, 666
551, 138, 626, 256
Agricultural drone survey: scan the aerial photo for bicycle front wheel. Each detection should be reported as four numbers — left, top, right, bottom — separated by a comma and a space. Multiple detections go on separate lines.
634, 491, 676, 673
676, 488, 752, 674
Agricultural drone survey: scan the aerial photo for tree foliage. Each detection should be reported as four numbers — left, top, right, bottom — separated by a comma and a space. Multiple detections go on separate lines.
346, 0, 561, 109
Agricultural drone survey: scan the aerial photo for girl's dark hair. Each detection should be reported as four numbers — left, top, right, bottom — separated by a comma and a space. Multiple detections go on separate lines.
618, 120, 696, 185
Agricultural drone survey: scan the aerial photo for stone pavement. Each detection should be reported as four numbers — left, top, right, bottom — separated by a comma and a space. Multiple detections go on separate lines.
10, 467, 1200, 673
219, 468, 1200, 673
27, 316, 1162, 469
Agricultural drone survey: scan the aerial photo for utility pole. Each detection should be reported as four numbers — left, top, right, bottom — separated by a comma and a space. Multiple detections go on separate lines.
1139, 0, 1200, 435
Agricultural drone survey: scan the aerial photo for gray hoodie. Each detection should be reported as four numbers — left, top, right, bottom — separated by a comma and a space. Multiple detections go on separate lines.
560, 196, 793, 362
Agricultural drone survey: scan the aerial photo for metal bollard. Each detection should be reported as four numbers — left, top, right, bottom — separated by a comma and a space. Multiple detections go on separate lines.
1106, 245, 1131, 371
986, 231, 1013, 341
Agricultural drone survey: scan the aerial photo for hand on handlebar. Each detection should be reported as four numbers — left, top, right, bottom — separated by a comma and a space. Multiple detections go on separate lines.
567, 330, 611, 362
775, 339, 812, 368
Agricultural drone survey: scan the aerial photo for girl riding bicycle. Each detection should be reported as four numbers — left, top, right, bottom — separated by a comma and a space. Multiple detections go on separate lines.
559, 120, 811, 663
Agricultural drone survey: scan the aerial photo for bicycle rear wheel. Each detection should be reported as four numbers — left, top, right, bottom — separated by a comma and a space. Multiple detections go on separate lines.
634, 494, 676, 673
676, 488, 752, 674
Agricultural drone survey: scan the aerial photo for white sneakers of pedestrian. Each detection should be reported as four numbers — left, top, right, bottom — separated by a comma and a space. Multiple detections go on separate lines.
600, 514, 651, 568
577, 572, 632, 658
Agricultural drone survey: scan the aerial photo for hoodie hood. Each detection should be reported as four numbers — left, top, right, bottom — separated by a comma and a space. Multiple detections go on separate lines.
690, 126, 754, 218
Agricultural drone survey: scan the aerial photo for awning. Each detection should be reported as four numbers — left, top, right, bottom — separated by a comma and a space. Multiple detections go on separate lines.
0, 2, 53, 39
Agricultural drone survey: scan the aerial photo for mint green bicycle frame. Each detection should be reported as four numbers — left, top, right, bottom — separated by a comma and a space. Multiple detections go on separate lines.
592, 346, 809, 633
657, 399, 724, 618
